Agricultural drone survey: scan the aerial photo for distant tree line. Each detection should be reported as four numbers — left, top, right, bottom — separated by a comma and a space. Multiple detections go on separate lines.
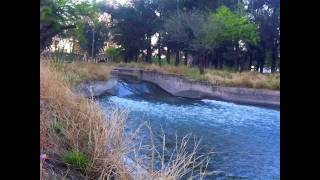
40, 0, 280, 73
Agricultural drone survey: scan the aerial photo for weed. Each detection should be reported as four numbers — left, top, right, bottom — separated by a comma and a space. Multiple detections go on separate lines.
63, 150, 89, 170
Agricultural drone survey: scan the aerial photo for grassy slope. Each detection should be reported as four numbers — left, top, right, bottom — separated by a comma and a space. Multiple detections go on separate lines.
48, 60, 280, 90
49, 61, 114, 86
116, 62, 280, 90
40, 61, 130, 179
40, 60, 210, 180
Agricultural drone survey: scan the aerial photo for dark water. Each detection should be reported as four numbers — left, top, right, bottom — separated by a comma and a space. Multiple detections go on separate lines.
98, 80, 280, 180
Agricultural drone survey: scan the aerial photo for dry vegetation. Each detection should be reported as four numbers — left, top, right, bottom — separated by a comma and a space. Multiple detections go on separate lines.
40, 61, 131, 179
116, 62, 280, 90
49, 60, 114, 86
40, 60, 211, 180
43, 60, 279, 90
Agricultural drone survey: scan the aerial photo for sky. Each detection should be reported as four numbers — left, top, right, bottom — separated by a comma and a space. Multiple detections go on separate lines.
114, 0, 127, 5
76, 0, 128, 5
95, 0, 128, 5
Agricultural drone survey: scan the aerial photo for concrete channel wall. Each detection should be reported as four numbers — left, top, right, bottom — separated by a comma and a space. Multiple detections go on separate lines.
111, 67, 280, 109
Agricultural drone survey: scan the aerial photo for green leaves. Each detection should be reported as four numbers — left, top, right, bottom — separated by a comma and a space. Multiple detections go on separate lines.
106, 0, 160, 60
40, 0, 103, 51
63, 150, 89, 170
163, 10, 209, 51
106, 47, 121, 62
162, 5, 259, 54
204, 6, 259, 47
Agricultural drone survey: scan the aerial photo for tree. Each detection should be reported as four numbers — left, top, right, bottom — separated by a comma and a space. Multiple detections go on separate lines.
184, 11, 210, 73
163, 13, 190, 66
163, 10, 208, 66
133, 0, 160, 63
106, 47, 122, 62
154, 0, 178, 64
104, 0, 159, 63
40, 0, 99, 52
75, 20, 109, 58
247, 0, 280, 73
203, 5, 259, 71
105, 5, 145, 62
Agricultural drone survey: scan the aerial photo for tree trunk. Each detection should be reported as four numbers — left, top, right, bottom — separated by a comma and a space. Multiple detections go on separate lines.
235, 46, 241, 72
256, 61, 260, 71
135, 53, 138, 62
175, 49, 180, 66
219, 50, 224, 69
239, 54, 245, 72
204, 53, 208, 68
271, 46, 277, 73
146, 34, 152, 63
54, 40, 58, 52
198, 53, 205, 74
259, 61, 264, 73
236, 56, 240, 71
184, 52, 188, 66
207, 52, 211, 68
208, 52, 213, 68
214, 51, 218, 69
158, 51, 161, 64
157, 49, 161, 65
166, 48, 170, 64
124, 52, 128, 63
72, 38, 75, 53
249, 51, 253, 71
158, 36, 161, 65
259, 49, 265, 73
158, 54, 161, 65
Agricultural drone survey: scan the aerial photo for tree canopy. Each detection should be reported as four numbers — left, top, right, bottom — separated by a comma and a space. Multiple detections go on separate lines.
40, 0, 280, 73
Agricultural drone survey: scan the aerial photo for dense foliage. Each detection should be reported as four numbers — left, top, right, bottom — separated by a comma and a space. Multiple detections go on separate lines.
40, 0, 280, 73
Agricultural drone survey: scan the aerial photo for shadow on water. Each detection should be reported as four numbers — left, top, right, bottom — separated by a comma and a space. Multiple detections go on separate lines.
98, 78, 280, 180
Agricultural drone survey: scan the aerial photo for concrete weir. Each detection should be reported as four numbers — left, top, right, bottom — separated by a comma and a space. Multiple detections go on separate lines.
111, 67, 280, 109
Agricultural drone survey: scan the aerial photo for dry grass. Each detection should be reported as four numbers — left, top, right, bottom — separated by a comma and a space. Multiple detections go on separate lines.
123, 125, 212, 180
204, 70, 280, 90
40, 161, 46, 180
40, 60, 212, 179
44, 60, 280, 90
49, 60, 114, 86
40, 61, 131, 179
141, 127, 212, 180
116, 62, 280, 90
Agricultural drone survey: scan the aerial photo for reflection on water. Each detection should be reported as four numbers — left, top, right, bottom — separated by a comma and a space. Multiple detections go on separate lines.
98, 80, 280, 179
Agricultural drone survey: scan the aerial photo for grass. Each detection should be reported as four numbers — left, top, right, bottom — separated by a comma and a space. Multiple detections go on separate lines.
44, 58, 279, 90
50, 121, 64, 137
40, 61, 131, 179
140, 126, 213, 179
40, 59, 211, 179
63, 150, 89, 170
116, 62, 280, 90
49, 59, 114, 86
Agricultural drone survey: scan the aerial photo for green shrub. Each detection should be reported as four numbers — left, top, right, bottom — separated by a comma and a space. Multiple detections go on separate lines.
106, 47, 122, 62
63, 150, 89, 170
50, 120, 65, 137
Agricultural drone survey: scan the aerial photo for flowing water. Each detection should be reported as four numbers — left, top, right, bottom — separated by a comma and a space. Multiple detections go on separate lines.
98, 79, 280, 180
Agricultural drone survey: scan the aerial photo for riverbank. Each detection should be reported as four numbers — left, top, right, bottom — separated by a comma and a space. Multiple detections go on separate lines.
75, 66, 279, 109
40, 61, 211, 180
116, 62, 280, 90
52, 61, 280, 90
112, 67, 280, 109
40, 62, 132, 179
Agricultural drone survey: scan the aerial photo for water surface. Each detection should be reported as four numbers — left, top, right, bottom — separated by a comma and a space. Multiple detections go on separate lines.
98, 80, 280, 179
